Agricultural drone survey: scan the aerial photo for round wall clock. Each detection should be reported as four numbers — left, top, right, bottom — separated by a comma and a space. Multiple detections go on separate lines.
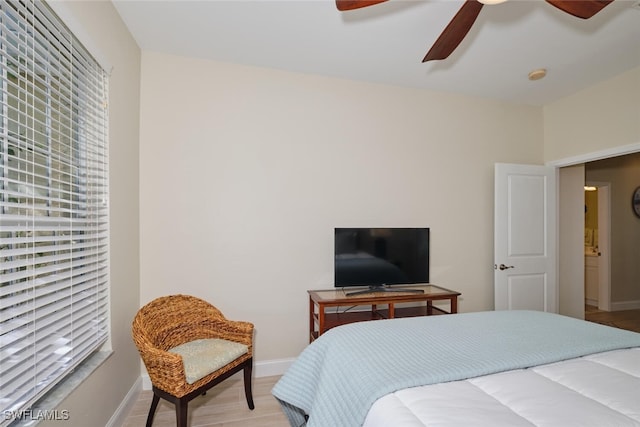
633, 186, 640, 219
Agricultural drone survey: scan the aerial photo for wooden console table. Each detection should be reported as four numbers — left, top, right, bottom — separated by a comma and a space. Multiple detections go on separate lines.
308, 284, 460, 342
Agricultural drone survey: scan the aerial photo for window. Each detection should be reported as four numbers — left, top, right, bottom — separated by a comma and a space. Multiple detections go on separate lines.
0, 0, 109, 422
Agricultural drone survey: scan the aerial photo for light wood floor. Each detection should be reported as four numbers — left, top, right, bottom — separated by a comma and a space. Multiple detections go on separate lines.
123, 308, 640, 427
122, 375, 288, 427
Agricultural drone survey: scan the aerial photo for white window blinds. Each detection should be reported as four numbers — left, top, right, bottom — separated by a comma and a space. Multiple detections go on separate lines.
0, 0, 109, 422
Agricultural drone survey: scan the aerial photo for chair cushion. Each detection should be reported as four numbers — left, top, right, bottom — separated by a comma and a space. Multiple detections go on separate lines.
168, 338, 249, 384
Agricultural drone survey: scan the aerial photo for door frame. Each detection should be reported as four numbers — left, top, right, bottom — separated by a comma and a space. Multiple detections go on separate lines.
548, 142, 640, 316
585, 181, 611, 311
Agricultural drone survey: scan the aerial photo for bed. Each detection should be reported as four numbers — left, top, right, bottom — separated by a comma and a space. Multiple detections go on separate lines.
272, 310, 640, 427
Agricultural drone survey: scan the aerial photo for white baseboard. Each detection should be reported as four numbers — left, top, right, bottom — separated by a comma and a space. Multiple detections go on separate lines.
255, 357, 295, 378
142, 374, 152, 390
610, 300, 640, 311
140, 357, 295, 390
585, 298, 598, 307
106, 377, 142, 427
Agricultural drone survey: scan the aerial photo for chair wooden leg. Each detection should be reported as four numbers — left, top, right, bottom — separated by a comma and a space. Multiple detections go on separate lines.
146, 393, 160, 427
176, 398, 188, 427
243, 361, 255, 410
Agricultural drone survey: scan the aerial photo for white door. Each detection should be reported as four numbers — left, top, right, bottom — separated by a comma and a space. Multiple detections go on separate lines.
494, 163, 557, 312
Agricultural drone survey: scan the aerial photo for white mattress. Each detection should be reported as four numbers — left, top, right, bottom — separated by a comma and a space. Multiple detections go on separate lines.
363, 347, 640, 427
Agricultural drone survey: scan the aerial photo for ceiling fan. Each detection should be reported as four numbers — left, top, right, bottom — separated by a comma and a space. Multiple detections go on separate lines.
336, 0, 614, 62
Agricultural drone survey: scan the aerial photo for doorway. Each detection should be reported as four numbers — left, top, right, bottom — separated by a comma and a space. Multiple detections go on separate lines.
553, 143, 640, 320
584, 182, 611, 311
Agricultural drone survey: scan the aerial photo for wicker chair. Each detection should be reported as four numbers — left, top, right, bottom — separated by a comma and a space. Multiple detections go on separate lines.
132, 294, 254, 427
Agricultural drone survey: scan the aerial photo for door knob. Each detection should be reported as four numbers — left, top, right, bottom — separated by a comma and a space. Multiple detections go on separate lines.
499, 264, 514, 270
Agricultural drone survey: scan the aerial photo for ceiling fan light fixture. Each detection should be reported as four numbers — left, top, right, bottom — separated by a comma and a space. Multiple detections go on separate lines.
478, 0, 508, 4
528, 68, 547, 81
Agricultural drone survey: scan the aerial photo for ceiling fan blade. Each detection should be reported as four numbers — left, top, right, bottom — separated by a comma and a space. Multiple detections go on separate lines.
423, 0, 484, 62
336, 0, 389, 11
545, 0, 613, 19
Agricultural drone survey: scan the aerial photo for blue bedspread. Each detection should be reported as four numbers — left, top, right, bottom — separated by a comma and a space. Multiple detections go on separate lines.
271, 310, 640, 427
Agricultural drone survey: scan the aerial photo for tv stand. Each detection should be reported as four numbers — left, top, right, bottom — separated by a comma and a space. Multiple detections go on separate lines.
345, 284, 424, 296
308, 284, 460, 342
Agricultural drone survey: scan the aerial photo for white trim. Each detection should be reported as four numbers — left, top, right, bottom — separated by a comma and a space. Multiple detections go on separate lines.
139, 357, 295, 390
141, 374, 152, 391
255, 358, 295, 378
546, 142, 640, 167
105, 377, 142, 427
585, 298, 598, 307
611, 300, 640, 311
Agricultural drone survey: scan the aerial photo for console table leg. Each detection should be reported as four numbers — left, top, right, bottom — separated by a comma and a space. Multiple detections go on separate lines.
318, 303, 325, 337
309, 297, 314, 342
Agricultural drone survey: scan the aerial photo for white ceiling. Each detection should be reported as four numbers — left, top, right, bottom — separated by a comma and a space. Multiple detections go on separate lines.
113, 0, 640, 106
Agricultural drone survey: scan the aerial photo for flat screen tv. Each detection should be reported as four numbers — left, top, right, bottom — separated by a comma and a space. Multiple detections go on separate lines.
334, 228, 429, 295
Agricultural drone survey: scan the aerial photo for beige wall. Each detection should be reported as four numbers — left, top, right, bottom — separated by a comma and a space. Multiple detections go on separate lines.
40, 1, 141, 426
139, 51, 544, 362
544, 67, 640, 162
